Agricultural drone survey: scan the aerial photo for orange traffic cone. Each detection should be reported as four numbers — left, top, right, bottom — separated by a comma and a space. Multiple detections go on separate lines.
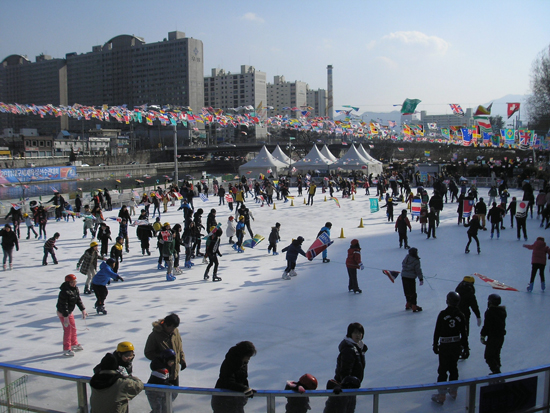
358, 218, 364, 228
338, 228, 345, 238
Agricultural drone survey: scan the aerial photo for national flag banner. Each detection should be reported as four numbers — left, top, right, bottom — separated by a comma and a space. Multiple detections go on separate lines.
462, 199, 475, 218
491, 134, 500, 147
507, 102, 520, 119
503, 129, 515, 146
449, 104, 465, 116
199, 193, 208, 202
369, 198, 379, 213
474, 103, 492, 116
519, 130, 531, 148
482, 132, 492, 145
424, 151, 430, 157
403, 124, 415, 136
388, 120, 396, 128
427, 123, 437, 130
225, 194, 233, 203
411, 124, 424, 136
411, 198, 422, 217
475, 117, 492, 133
382, 270, 401, 283
398, 147, 404, 152
516, 200, 528, 215
461, 128, 472, 146
441, 128, 450, 139
401, 98, 421, 115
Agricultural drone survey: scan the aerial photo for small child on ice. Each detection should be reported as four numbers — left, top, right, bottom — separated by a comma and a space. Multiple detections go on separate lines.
281, 236, 306, 280
146, 349, 176, 412
267, 222, 281, 255
24, 213, 38, 239
480, 294, 507, 374
345, 239, 364, 293
226, 216, 236, 244
284, 373, 318, 413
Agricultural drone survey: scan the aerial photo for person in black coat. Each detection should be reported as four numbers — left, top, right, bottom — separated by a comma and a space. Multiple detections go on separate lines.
118, 205, 132, 224
47, 192, 65, 221
136, 221, 153, 256
211, 341, 257, 413
4, 206, 23, 238
464, 215, 482, 254
267, 223, 281, 255
206, 209, 218, 233
56, 274, 87, 356
474, 198, 487, 230
281, 237, 306, 279
429, 191, 444, 226
487, 201, 504, 238
325, 322, 367, 413
97, 223, 112, 257
432, 292, 468, 404
192, 209, 205, 257
0, 224, 19, 270
481, 294, 507, 374
455, 276, 482, 358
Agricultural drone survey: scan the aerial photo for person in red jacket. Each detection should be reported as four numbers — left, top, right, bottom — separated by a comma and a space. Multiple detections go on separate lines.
345, 239, 364, 293
523, 236, 550, 292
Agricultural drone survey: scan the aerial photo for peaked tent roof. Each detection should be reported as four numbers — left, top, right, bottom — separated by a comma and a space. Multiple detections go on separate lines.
358, 145, 383, 164
238, 145, 287, 178
292, 145, 333, 169
271, 145, 291, 165
331, 145, 371, 168
320, 145, 339, 162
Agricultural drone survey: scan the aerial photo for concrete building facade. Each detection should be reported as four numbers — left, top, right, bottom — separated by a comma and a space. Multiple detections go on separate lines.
416, 108, 474, 133
266, 75, 308, 119
0, 54, 68, 134
306, 88, 327, 118
204, 65, 267, 142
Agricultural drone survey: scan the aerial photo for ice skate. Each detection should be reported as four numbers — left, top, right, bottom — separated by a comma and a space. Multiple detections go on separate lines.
237, 247, 244, 253
63, 350, 75, 357
405, 302, 412, 311
542, 282, 546, 291
354, 289, 362, 294
282, 271, 291, 280
213, 275, 222, 282
2, 264, 6, 271
166, 274, 176, 282
97, 306, 107, 315
83, 286, 91, 295
447, 389, 457, 400
431, 393, 445, 404
71, 344, 83, 352
204, 274, 210, 280
477, 248, 481, 254
202, 256, 208, 264
527, 283, 534, 292
157, 263, 164, 270
289, 270, 297, 277
412, 305, 423, 312
322, 258, 330, 263
273, 251, 279, 256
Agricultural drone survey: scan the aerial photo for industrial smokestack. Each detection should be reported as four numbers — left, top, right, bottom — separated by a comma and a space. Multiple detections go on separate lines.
327, 65, 333, 120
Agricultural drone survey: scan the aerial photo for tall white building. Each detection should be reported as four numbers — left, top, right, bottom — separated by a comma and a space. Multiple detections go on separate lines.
266, 76, 308, 118
204, 65, 267, 142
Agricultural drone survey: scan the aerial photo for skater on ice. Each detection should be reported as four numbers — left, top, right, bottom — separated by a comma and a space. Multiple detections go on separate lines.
281, 236, 306, 280
480, 294, 507, 375
345, 239, 364, 293
56, 274, 87, 357
400, 247, 424, 312
522, 236, 550, 292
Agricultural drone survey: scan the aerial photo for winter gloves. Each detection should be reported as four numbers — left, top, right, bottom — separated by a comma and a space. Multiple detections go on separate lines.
244, 388, 256, 398
359, 263, 365, 271
419, 280, 424, 286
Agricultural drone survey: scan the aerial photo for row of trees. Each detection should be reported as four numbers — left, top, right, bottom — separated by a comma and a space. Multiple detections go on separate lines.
528, 45, 550, 134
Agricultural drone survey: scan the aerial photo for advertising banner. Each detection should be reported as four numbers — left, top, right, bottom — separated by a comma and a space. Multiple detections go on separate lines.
0, 166, 77, 184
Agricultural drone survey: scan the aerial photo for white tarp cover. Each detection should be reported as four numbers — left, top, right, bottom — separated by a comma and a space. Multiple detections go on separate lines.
320, 144, 339, 162
271, 145, 291, 165
238, 145, 287, 178
292, 145, 333, 170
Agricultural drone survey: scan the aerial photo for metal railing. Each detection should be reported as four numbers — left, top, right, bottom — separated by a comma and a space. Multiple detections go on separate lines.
2, 362, 550, 413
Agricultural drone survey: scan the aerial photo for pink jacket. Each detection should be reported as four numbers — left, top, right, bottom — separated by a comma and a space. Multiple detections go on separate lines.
524, 238, 550, 264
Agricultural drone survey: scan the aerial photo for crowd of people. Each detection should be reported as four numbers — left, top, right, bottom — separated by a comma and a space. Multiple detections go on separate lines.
0, 169, 541, 410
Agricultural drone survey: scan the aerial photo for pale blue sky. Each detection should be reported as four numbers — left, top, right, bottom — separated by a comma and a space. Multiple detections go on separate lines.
1, 0, 549, 115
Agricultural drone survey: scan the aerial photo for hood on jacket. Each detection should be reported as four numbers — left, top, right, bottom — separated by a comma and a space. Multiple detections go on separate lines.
90, 371, 120, 390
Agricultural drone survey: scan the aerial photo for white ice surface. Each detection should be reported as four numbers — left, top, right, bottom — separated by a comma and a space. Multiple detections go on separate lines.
1, 186, 548, 412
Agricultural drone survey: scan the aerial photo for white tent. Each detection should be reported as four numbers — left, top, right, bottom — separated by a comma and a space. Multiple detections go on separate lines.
330, 145, 371, 171
320, 144, 339, 163
271, 145, 291, 165
238, 145, 287, 178
358, 144, 383, 165
356, 145, 383, 175
292, 145, 333, 171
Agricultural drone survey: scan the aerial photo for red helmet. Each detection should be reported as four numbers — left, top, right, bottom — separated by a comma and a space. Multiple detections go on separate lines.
65, 274, 77, 282
299, 373, 318, 390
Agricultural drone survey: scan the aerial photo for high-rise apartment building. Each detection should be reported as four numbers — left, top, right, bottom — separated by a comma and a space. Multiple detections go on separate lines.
66, 31, 204, 133
266, 76, 308, 118
204, 65, 267, 141
306, 88, 327, 118
0, 54, 68, 134
416, 109, 474, 132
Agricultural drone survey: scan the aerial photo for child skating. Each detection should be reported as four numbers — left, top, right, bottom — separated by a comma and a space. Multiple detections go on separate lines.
281, 236, 306, 280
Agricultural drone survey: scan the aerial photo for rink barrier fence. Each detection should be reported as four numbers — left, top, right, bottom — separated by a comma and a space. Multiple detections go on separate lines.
2, 362, 550, 413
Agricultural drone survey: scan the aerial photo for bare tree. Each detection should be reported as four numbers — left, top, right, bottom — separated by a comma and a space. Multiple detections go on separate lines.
488, 115, 504, 134
527, 44, 550, 133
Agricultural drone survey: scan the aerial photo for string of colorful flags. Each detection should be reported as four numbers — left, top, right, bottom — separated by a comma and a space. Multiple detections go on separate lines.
0, 99, 542, 149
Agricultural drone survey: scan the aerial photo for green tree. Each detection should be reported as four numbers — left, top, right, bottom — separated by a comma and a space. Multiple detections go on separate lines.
489, 115, 504, 134
527, 44, 550, 133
